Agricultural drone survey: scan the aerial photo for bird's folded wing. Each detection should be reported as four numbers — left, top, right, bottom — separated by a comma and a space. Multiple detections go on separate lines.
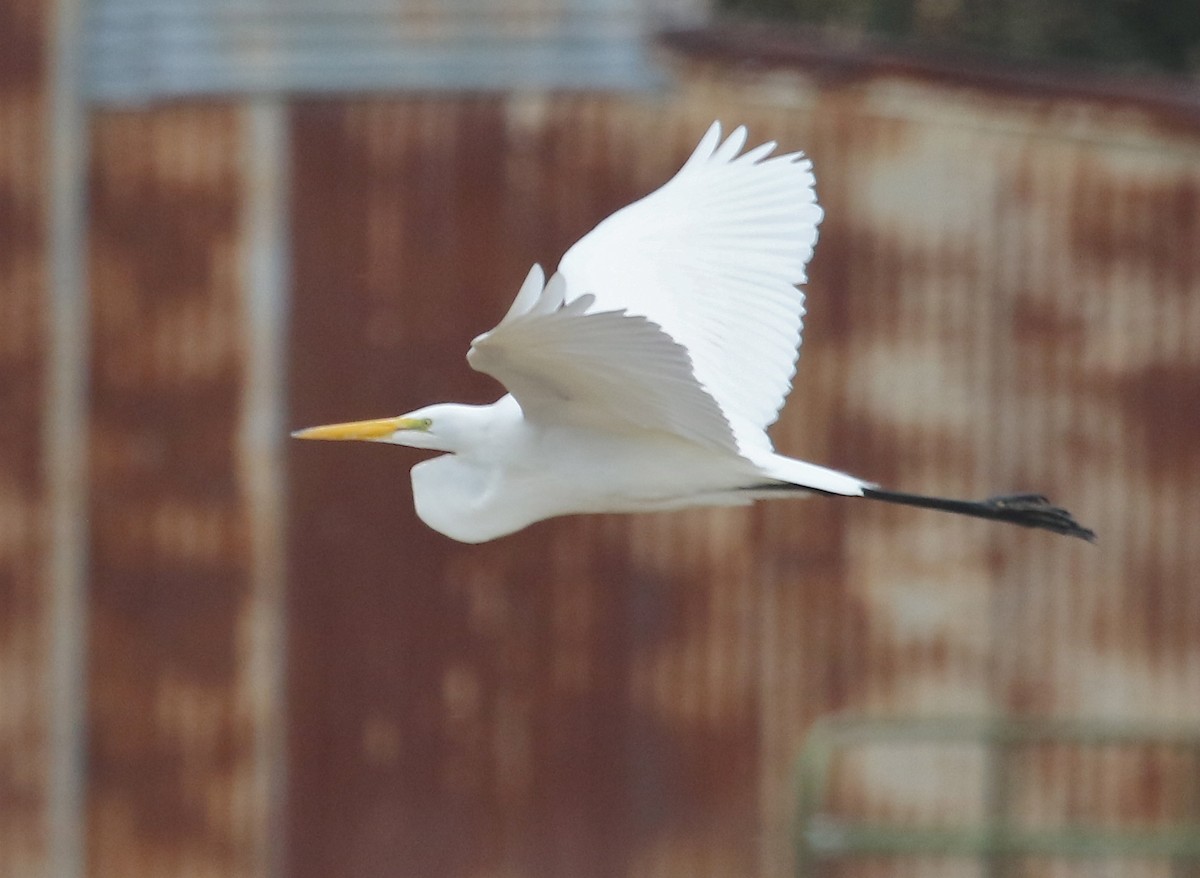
557, 122, 823, 449
468, 277, 739, 453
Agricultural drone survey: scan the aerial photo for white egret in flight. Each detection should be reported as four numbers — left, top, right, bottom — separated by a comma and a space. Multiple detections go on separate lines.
294, 123, 1094, 545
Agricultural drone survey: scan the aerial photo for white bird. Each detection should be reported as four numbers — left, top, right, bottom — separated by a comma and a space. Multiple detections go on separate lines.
294, 122, 1094, 544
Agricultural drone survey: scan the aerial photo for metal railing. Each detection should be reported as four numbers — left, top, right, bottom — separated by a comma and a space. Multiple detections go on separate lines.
796, 717, 1200, 877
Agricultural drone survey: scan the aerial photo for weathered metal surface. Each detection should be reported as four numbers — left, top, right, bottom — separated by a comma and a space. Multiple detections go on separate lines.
670, 41, 1200, 878
4, 19, 1196, 878
286, 98, 730, 878
0, 0, 49, 874
287, 50, 1200, 878
86, 105, 279, 878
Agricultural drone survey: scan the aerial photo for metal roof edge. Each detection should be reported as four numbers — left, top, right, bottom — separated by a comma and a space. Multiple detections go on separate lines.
657, 25, 1200, 130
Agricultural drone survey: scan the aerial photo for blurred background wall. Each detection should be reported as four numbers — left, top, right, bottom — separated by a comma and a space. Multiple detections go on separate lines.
2, 2, 1199, 878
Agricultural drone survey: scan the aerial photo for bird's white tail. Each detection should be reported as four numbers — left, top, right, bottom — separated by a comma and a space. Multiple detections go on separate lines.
749, 451, 871, 497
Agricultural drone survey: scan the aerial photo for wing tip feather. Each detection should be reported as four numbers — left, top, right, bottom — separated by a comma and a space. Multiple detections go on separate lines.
683, 121, 724, 169
714, 125, 749, 161
499, 263, 546, 325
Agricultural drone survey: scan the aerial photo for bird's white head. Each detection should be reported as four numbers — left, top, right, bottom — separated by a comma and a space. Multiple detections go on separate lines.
291, 403, 483, 454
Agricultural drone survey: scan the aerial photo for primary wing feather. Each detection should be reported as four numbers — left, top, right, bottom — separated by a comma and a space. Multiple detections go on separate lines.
468, 272, 739, 453
557, 121, 822, 451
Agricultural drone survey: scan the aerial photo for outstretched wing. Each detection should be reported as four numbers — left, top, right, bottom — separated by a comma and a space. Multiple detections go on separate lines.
558, 122, 822, 451
468, 266, 739, 453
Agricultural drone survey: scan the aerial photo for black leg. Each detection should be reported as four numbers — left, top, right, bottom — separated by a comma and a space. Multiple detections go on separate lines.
861, 488, 1096, 541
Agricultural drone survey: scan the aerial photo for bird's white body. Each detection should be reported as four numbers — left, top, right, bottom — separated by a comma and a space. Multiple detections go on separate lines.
402, 395, 866, 543
411, 427, 741, 542
295, 123, 874, 542
406, 398, 764, 543
294, 122, 1095, 543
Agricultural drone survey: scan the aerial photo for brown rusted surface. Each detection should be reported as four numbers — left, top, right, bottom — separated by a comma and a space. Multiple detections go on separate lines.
18, 22, 1188, 878
0, 0, 47, 873
287, 98, 771, 878
288, 68, 1200, 878
0, 17, 1183, 878
86, 105, 272, 878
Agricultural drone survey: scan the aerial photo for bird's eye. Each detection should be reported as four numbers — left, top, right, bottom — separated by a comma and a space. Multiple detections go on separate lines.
421, 418, 433, 429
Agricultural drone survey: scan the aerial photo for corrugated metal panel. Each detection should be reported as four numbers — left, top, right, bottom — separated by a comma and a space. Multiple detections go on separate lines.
663, 38, 1200, 877
286, 60, 1200, 878
0, 0, 49, 875
86, 105, 282, 878
84, 0, 662, 103
7, 20, 1194, 878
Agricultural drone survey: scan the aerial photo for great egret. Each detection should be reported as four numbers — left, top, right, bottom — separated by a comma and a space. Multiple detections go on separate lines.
294, 122, 1094, 545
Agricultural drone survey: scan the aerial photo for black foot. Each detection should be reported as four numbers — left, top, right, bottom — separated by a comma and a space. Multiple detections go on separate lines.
979, 494, 1096, 541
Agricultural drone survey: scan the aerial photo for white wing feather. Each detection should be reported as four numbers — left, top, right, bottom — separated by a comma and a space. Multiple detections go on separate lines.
468, 271, 739, 453
557, 121, 823, 452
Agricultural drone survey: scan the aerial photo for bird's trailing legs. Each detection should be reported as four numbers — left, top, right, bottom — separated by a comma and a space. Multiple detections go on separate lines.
755, 485, 1095, 541
860, 489, 1096, 541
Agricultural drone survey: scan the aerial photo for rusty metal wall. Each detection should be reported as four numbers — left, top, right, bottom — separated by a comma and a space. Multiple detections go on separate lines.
85, 104, 283, 878
6, 20, 1199, 878
287, 61, 1200, 878
0, 0, 49, 874
286, 98, 773, 878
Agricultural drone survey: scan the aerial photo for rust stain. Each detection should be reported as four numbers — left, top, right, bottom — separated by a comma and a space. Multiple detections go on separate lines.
0, 0, 47, 874
0, 0, 43, 89
1069, 171, 1200, 280
1010, 296, 1089, 349
1117, 362, 1200, 478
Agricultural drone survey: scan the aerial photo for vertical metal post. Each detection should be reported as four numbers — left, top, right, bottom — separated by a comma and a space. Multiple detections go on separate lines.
982, 725, 1013, 878
45, 0, 90, 874
1172, 743, 1200, 878
793, 724, 835, 878
239, 97, 291, 878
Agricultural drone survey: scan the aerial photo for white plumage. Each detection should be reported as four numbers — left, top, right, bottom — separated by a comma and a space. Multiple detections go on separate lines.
294, 122, 1094, 544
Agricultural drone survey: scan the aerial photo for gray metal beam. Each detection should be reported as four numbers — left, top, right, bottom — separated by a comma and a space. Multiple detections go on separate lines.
46, 0, 91, 874
85, 1, 663, 104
